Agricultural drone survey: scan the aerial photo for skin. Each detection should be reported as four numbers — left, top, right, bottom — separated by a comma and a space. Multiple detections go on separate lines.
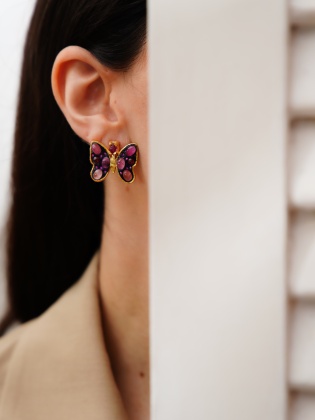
51, 45, 149, 420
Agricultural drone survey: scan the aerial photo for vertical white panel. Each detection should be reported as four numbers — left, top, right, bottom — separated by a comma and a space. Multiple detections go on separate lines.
291, 0, 315, 26
289, 211, 315, 298
149, 1, 287, 419
289, 122, 315, 208
289, 303, 315, 390
291, 394, 315, 420
288, 2, 315, 417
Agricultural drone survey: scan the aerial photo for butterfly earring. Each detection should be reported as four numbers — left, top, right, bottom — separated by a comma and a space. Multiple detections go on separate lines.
89, 140, 139, 184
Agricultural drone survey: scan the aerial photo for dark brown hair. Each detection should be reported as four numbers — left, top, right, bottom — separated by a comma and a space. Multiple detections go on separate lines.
0, 0, 146, 335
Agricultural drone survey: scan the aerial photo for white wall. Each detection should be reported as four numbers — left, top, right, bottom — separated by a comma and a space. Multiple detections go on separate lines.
149, 0, 288, 419
0, 1, 36, 312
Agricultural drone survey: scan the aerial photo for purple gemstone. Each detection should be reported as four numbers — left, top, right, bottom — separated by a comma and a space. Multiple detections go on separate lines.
102, 157, 110, 168
109, 143, 117, 153
91, 143, 101, 155
93, 169, 103, 180
117, 157, 125, 170
126, 145, 136, 157
127, 157, 135, 166
122, 169, 133, 182
93, 156, 101, 166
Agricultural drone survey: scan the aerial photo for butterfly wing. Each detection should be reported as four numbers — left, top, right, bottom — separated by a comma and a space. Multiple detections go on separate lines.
90, 141, 111, 182
116, 143, 139, 183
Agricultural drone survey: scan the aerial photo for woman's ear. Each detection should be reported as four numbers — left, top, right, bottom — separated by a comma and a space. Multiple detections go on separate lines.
51, 46, 119, 143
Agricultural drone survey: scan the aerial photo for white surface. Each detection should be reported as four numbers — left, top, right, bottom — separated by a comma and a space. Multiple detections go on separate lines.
289, 303, 315, 391
289, 121, 315, 208
292, 0, 315, 7
149, 0, 287, 419
289, 211, 315, 298
291, 394, 315, 420
290, 0, 315, 26
0, 1, 36, 312
290, 29, 315, 117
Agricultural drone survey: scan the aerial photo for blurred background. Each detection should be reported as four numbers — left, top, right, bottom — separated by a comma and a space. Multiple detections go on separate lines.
0, 0, 35, 313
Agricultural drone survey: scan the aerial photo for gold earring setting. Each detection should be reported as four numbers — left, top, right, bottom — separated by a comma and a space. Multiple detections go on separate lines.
90, 140, 139, 183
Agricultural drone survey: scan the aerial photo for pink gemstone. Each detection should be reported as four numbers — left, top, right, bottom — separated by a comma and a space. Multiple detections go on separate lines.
117, 158, 125, 170
91, 143, 101, 155
102, 157, 110, 168
109, 143, 117, 153
122, 169, 133, 182
126, 145, 136, 157
93, 169, 103, 180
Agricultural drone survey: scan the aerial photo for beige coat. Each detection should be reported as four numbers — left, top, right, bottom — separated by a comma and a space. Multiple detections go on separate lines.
0, 252, 128, 420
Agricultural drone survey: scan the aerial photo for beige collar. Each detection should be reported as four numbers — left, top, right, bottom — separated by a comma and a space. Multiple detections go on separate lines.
0, 251, 128, 420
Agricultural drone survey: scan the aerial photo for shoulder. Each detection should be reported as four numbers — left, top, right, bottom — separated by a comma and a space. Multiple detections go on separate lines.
0, 250, 100, 380
0, 249, 100, 358
0, 251, 124, 420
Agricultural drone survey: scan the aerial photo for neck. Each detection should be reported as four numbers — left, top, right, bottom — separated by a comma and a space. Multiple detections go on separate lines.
98, 168, 149, 416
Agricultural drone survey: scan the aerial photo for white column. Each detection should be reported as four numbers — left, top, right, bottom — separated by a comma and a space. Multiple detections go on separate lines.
149, 1, 288, 419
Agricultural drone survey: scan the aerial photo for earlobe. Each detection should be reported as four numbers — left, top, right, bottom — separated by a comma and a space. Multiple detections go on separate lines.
51, 46, 118, 143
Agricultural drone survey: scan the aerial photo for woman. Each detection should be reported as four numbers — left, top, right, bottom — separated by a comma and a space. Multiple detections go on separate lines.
0, 0, 148, 419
